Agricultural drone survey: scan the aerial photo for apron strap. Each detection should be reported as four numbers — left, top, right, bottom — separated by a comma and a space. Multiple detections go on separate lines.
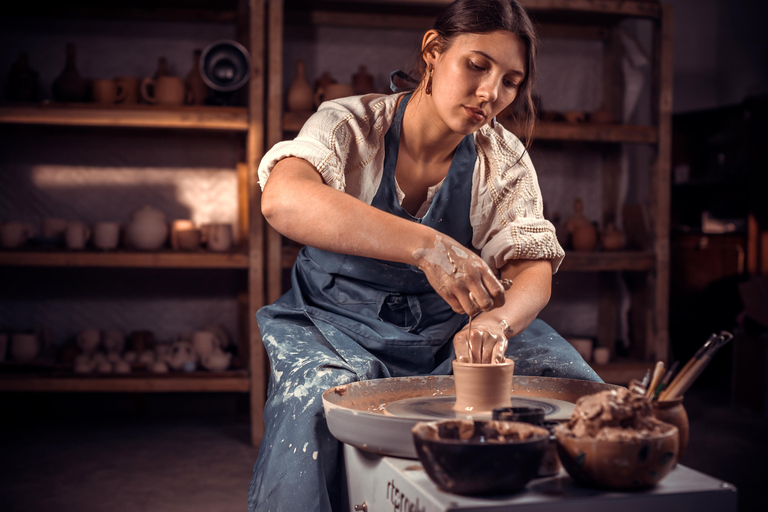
389, 70, 419, 93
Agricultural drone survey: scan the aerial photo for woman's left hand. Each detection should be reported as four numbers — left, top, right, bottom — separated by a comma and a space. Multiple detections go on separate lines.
453, 318, 510, 364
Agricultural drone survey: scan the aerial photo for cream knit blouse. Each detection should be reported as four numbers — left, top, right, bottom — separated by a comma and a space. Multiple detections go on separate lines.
258, 92, 565, 273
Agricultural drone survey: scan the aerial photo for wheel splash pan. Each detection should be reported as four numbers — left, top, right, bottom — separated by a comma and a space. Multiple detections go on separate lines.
322, 375, 622, 459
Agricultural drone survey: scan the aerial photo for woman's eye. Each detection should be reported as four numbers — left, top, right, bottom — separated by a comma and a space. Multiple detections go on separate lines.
469, 61, 485, 71
504, 79, 518, 89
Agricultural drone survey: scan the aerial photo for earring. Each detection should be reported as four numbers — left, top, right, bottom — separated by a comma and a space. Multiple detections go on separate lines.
425, 66, 433, 95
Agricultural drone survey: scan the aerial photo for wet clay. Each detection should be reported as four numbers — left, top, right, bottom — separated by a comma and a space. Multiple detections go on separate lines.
560, 388, 668, 441
384, 394, 574, 421
453, 358, 515, 413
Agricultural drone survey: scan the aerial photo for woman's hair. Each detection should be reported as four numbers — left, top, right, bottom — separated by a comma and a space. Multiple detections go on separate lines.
412, 0, 539, 149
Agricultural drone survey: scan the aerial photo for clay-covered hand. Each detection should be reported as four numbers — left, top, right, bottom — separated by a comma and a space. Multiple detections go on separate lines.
453, 319, 510, 364
413, 234, 505, 316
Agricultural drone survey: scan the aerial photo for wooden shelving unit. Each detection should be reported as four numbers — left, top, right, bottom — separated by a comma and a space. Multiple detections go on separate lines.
1, 0, 268, 446
264, 0, 673, 385
0, 104, 249, 131
0, 250, 249, 269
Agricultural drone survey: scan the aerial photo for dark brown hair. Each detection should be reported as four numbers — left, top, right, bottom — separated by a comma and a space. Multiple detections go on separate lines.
413, 0, 538, 149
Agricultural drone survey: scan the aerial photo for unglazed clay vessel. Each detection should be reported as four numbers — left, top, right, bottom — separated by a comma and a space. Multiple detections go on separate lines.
286, 60, 314, 112
453, 358, 515, 413
555, 422, 679, 489
653, 397, 689, 458
126, 205, 168, 250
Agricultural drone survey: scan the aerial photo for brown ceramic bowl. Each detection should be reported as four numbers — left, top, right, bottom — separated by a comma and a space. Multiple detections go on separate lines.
412, 419, 549, 496
554, 422, 679, 490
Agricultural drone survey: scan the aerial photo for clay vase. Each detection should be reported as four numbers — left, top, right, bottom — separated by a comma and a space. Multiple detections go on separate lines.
452, 359, 515, 413
601, 222, 626, 251
352, 65, 375, 95
185, 49, 209, 105
566, 198, 598, 252
287, 60, 314, 112
6, 51, 40, 102
126, 205, 168, 250
653, 397, 689, 459
52, 43, 89, 102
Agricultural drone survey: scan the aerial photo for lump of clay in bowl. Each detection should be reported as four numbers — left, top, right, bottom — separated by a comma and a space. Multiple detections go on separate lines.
555, 388, 679, 489
412, 419, 549, 496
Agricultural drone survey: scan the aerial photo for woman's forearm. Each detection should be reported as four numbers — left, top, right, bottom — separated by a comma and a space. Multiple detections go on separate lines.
474, 259, 553, 337
262, 157, 436, 265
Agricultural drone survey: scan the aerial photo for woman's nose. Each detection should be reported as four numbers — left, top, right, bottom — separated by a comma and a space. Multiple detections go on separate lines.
477, 78, 500, 103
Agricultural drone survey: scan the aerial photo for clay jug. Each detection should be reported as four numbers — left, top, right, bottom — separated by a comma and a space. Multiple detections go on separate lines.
653, 397, 689, 459
126, 205, 168, 250
567, 198, 598, 251
52, 43, 89, 102
601, 222, 626, 251
6, 51, 40, 102
185, 49, 209, 105
287, 60, 314, 112
352, 65, 375, 95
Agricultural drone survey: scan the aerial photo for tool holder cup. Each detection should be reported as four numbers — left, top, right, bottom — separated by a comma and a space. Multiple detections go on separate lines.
653, 396, 689, 459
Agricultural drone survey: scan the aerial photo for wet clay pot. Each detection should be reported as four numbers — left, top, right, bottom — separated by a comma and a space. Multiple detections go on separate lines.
453, 358, 515, 413
555, 422, 679, 490
653, 397, 689, 458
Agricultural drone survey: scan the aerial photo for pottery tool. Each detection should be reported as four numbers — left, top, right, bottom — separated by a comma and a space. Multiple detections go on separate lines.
653, 360, 679, 400
660, 331, 733, 400
466, 278, 513, 363
645, 360, 666, 400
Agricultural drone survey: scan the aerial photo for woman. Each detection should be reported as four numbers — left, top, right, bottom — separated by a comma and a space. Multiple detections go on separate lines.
248, 1, 601, 510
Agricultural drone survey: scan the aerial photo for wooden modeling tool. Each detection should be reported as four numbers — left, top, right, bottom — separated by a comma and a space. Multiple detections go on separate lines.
659, 331, 733, 400
645, 360, 666, 400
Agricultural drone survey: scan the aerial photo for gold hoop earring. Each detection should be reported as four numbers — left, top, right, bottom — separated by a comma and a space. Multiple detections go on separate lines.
425, 66, 433, 95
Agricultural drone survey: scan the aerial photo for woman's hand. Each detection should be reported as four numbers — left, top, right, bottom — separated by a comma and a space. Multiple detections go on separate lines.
453, 318, 510, 364
412, 234, 505, 317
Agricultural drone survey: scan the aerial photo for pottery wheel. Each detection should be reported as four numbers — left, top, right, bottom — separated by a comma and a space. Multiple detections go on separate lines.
384, 395, 574, 421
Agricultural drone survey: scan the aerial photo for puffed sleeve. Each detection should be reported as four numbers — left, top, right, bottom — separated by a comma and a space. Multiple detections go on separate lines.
471, 127, 565, 273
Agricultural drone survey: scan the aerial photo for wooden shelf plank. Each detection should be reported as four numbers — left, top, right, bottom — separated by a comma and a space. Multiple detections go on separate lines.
560, 251, 656, 272
0, 250, 249, 269
0, 371, 250, 392
504, 120, 658, 144
0, 104, 249, 132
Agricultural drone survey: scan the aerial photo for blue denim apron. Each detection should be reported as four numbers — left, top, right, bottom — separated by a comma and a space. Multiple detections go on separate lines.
248, 92, 600, 512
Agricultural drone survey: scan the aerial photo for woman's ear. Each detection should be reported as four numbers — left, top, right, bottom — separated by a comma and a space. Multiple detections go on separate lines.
421, 29, 441, 66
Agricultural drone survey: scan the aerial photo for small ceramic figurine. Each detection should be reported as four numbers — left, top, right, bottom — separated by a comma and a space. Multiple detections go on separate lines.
166, 340, 196, 371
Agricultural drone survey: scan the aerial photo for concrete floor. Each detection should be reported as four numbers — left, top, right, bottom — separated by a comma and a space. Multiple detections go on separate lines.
0, 386, 765, 512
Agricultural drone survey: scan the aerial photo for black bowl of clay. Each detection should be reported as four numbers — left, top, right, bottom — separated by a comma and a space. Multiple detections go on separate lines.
411, 419, 549, 496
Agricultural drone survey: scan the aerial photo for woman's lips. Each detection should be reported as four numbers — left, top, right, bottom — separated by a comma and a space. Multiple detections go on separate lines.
464, 106, 486, 122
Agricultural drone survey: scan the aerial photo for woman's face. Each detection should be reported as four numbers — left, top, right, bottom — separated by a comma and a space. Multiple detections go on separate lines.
427, 30, 527, 135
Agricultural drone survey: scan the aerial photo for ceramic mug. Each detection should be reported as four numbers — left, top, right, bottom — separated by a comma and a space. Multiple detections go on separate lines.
171, 220, 195, 250
92, 78, 127, 105
93, 222, 120, 250
65, 221, 91, 250
114, 76, 140, 104
11, 333, 40, 363
177, 228, 202, 251
141, 76, 186, 105
203, 223, 233, 252
42, 217, 68, 240
0, 222, 35, 249
192, 330, 221, 358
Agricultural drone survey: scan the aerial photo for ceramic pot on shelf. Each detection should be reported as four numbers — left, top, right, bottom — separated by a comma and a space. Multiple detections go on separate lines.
566, 198, 598, 252
352, 65, 375, 95
314, 82, 354, 107
185, 49, 209, 105
201, 349, 232, 372
601, 222, 626, 251
166, 340, 197, 371
52, 43, 89, 102
126, 205, 168, 250
286, 60, 314, 112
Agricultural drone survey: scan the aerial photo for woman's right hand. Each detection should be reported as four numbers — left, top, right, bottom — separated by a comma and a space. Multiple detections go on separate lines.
412, 234, 505, 317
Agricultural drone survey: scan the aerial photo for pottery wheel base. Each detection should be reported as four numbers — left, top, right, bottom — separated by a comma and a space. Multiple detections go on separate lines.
383, 395, 574, 421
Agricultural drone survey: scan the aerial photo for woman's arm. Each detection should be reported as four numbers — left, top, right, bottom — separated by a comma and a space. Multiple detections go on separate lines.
453, 258, 553, 363
262, 156, 505, 315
